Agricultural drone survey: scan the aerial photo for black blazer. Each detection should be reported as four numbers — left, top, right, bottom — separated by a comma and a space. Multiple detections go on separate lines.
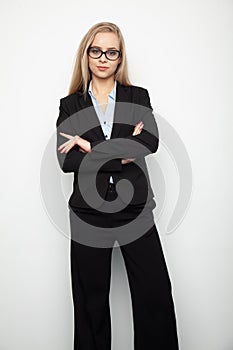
56, 80, 159, 210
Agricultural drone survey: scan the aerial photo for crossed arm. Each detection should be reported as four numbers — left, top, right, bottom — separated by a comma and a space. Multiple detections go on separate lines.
58, 121, 143, 164
56, 89, 159, 173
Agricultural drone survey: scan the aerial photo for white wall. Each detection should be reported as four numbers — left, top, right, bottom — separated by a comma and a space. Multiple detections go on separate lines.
1, 0, 233, 349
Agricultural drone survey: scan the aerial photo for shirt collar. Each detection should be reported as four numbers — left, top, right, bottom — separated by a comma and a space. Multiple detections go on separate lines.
88, 79, 117, 101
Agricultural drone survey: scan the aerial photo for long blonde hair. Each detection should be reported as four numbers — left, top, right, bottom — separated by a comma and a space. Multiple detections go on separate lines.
68, 22, 132, 97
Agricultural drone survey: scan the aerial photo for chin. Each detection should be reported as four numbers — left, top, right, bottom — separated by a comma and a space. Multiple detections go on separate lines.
93, 71, 115, 80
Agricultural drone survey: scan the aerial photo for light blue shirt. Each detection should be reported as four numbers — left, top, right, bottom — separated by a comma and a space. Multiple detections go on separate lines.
88, 79, 117, 184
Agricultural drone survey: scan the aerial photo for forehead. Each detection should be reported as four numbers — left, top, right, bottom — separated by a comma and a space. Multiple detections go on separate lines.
91, 32, 120, 49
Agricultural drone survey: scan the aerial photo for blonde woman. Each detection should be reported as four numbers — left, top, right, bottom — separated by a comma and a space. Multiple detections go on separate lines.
56, 22, 179, 349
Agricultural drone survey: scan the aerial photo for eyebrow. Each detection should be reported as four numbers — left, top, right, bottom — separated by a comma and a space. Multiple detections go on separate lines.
91, 45, 119, 50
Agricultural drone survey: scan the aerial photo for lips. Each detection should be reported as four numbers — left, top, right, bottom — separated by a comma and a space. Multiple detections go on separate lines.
97, 66, 109, 70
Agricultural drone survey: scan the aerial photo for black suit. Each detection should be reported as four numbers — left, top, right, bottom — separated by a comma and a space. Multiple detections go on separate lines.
56, 81, 179, 350
56, 81, 159, 209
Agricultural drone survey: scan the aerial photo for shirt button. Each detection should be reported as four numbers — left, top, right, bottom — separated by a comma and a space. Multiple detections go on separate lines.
104, 121, 106, 124
105, 135, 108, 139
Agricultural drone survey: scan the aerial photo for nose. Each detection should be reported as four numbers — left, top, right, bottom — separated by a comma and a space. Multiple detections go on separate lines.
99, 52, 107, 63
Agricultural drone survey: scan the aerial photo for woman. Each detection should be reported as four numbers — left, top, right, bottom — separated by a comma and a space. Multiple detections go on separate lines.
56, 22, 179, 350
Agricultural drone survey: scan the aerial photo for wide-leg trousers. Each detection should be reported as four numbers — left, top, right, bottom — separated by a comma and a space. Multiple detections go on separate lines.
69, 182, 179, 350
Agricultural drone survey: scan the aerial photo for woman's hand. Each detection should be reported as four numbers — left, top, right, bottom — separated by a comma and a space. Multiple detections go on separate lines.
121, 158, 136, 164
132, 120, 144, 136
75, 136, 91, 153
121, 121, 144, 164
58, 132, 91, 154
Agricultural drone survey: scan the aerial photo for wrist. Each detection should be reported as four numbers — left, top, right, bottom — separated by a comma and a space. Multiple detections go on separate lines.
74, 135, 81, 146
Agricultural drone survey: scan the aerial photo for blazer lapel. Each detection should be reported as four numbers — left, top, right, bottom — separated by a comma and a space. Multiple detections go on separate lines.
77, 80, 130, 140
111, 80, 130, 139
77, 89, 104, 140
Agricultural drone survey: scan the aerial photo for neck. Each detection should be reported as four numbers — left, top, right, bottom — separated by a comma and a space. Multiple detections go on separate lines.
91, 76, 115, 95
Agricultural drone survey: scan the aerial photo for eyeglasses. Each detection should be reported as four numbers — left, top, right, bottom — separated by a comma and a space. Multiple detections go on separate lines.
87, 47, 121, 61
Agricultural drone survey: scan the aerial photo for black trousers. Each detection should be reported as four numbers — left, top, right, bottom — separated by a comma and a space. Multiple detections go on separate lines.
69, 183, 179, 350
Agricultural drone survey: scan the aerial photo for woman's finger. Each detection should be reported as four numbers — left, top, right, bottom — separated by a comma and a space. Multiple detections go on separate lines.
59, 140, 76, 153
58, 139, 72, 150
64, 144, 75, 153
122, 158, 136, 164
134, 121, 143, 132
132, 125, 139, 136
133, 122, 144, 136
60, 143, 73, 153
59, 132, 74, 140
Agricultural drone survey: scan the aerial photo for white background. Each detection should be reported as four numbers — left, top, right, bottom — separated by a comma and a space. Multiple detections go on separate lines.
1, 0, 233, 349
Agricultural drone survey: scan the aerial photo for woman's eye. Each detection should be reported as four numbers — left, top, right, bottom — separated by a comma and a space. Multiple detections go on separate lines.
108, 50, 117, 56
91, 48, 100, 54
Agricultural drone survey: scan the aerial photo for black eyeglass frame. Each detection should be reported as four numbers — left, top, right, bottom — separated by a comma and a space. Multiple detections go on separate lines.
87, 47, 122, 61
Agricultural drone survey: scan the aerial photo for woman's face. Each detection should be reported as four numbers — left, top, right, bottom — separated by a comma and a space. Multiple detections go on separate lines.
88, 32, 121, 82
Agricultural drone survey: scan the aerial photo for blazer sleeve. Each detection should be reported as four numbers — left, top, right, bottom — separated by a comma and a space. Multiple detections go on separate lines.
89, 88, 159, 160
56, 98, 123, 173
